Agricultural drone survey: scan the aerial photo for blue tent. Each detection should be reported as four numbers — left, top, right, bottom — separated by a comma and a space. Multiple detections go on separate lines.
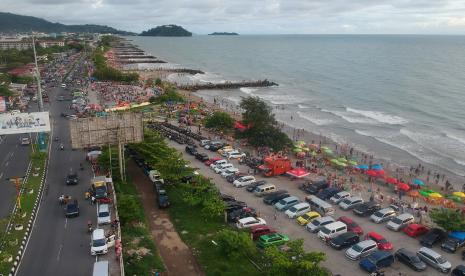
371, 164, 383, 170
412, 178, 425, 186
356, 164, 369, 170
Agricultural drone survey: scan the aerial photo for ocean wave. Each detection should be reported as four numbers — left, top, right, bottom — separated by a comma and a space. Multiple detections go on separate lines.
444, 132, 465, 146
346, 107, 408, 125
239, 87, 258, 95
297, 111, 334, 126
322, 109, 376, 124
454, 159, 465, 166
261, 94, 303, 105
298, 104, 310, 109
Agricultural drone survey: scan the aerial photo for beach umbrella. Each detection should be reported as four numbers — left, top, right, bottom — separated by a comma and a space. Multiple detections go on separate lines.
452, 192, 465, 199
338, 157, 347, 163
310, 151, 318, 157
337, 162, 347, 168
293, 148, 303, 153
309, 144, 319, 150
397, 182, 410, 191
321, 146, 330, 151
408, 190, 420, 197
348, 160, 358, 166
429, 193, 443, 199
296, 152, 306, 159
295, 140, 306, 146
286, 168, 310, 178
356, 164, 369, 170
386, 178, 398, 185
301, 147, 310, 152
412, 179, 425, 186
371, 164, 383, 171
366, 170, 379, 177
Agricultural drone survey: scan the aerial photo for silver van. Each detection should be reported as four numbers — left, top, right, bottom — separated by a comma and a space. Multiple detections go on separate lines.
386, 213, 414, 231
254, 184, 276, 197
93, 260, 109, 276
417, 247, 452, 273
307, 195, 335, 216
274, 196, 300, 211
97, 204, 111, 225
306, 216, 335, 233
345, 239, 378, 260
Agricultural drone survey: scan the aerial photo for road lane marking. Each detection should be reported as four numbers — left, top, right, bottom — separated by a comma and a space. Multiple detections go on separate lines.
64, 218, 68, 229
5, 161, 9, 167
0, 172, 3, 180
56, 244, 63, 261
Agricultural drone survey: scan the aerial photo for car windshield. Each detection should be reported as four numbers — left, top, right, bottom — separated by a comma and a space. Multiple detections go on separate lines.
437, 257, 447, 264
302, 214, 310, 220
288, 206, 297, 212
410, 255, 422, 263
99, 212, 109, 217
92, 238, 106, 247
320, 227, 331, 234
352, 244, 363, 252
391, 218, 403, 224
373, 211, 383, 217
312, 220, 321, 226
341, 199, 351, 205
378, 238, 388, 243
278, 199, 287, 205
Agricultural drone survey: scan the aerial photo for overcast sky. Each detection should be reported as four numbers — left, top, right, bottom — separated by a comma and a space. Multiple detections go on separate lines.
3, 0, 465, 34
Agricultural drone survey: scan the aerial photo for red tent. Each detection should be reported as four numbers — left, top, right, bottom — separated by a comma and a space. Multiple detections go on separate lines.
397, 182, 410, 191
366, 169, 385, 178
386, 178, 398, 184
234, 121, 247, 131
286, 168, 310, 178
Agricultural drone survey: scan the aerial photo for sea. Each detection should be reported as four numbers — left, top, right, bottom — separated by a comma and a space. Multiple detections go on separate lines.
128, 35, 465, 181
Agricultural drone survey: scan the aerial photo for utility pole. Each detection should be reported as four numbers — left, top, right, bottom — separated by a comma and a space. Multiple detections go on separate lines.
31, 34, 44, 112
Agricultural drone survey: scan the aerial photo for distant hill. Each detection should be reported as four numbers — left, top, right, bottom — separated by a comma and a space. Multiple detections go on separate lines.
208, 32, 239, 36
0, 12, 134, 35
140, 25, 192, 37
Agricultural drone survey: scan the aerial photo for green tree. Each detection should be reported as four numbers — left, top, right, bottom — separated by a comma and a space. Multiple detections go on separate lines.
154, 88, 184, 104
262, 239, 328, 276
430, 208, 465, 232
155, 78, 162, 86
0, 85, 14, 97
205, 111, 234, 132
117, 194, 142, 225
216, 229, 257, 259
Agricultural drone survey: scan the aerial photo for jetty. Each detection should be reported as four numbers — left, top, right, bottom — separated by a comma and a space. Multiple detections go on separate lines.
116, 55, 157, 59
177, 79, 278, 91
118, 60, 167, 64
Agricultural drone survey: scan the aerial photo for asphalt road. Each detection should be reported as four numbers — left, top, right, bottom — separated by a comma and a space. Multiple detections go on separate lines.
18, 80, 96, 274
169, 140, 464, 276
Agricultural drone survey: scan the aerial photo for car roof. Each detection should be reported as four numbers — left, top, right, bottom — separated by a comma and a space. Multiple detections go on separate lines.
292, 202, 309, 208
408, 223, 425, 229
369, 250, 392, 259
397, 248, 415, 257
378, 207, 395, 213
92, 228, 105, 238
239, 217, 258, 223
338, 216, 353, 223
316, 216, 334, 223
419, 247, 441, 257
367, 231, 384, 240
347, 196, 362, 201
358, 239, 377, 247
281, 196, 298, 201
396, 213, 414, 219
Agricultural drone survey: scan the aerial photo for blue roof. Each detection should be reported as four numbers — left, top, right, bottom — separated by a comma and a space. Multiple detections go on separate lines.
449, 231, 465, 241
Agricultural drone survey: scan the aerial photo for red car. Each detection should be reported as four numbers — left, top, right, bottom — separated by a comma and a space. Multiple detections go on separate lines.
249, 225, 277, 240
204, 157, 222, 166
365, 232, 393, 250
338, 216, 363, 236
403, 223, 429, 237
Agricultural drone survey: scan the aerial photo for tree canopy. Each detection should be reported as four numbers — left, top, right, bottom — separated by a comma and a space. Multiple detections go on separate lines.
236, 96, 292, 151
205, 111, 234, 132
140, 25, 192, 37
430, 208, 465, 232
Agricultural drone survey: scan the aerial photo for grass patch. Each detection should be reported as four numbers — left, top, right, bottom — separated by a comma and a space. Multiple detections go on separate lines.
166, 186, 262, 276
114, 178, 165, 275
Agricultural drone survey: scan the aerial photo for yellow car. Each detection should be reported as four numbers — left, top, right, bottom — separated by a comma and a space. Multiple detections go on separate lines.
218, 146, 233, 155
296, 211, 321, 226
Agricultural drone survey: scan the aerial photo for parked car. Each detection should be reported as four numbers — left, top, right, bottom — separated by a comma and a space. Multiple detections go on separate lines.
345, 239, 378, 260
263, 191, 289, 205
195, 152, 209, 162
306, 216, 335, 233
246, 180, 267, 192
417, 247, 452, 273
220, 168, 240, 178
359, 250, 394, 273
228, 152, 246, 159
330, 232, 360, 250
395, 248, 427, 272
90, 229, 108, 256
403, 224, 429, 238
199, 139, 210, 147
452, 265, 465, 276
204, 157, 222, 166
337, 216, 363, 235
185, 145, 197, 155
157, 188, 170, 208
210, 159, 228, 169
296, 211, 321, 226
302, 180, 329, 195
21, 137, 31, 145
225, 201, 248, 212
285, 202, 311, 219
257, 233, 289, 248
236, 217, 266, 229
441, 232, 465, 253
420, 228, 447, 248
97, 204, 111, 225
226, 172, 246, 183
233, 176, 256, 187
365, 232, 393, 251
318, 221, 347, 242
274, 196, 300, 211
214, 163, 234, 173
353, 201, 381, 217
338, 196, 364, 210
250, 225, 277, 240
370, 207, 397, 223
386, 213, 415, 231
65, 172, 79, 185
220, 193, 235, 202
227, 207, 257, 222
65, 200, 79, 218
330, 191, 351, 204
316, 187, 341, 200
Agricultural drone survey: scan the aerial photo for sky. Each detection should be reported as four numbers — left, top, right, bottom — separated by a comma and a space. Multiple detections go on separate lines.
3, 0, 465, 34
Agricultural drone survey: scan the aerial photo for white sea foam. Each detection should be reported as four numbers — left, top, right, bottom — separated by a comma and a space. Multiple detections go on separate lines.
346, 107, 408, 125
298, 104, 310, 109
239, 87, 258, 95
297, 111, 334, 126
454, 159, 465, 166
445, 132, 465, 146
322, 109, 376, 124
262, 94, 302, 105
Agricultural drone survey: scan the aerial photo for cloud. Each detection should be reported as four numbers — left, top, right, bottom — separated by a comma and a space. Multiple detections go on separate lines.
2, 0, 465, 34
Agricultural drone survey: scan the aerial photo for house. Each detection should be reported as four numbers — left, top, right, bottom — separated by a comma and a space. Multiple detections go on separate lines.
0, 38, 32, 50
38, 40, 65, 48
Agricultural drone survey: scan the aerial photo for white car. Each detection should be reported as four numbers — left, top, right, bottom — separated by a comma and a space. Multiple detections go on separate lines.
236, 217, 266, 229
220, 168, 240, 177
61, 83, 66, 88
90, 229, 108, 255
233, 176, 256, 187
214, 163, 234, 174
220, 148, 236, 157
228, 152, 246, 159
338, 196, 364, 210
210, 159, 227, 169
330, 191, 351, 204
200, 139, 210, 147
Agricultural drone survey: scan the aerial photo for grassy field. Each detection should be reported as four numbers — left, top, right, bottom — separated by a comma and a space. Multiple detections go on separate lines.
113, 178, 165, 275
165, 186, 262, 276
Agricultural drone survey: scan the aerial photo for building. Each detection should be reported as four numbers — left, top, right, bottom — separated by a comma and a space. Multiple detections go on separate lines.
0, 38, 32, 50
38, 40, 65, 48
8, 64, 35, 77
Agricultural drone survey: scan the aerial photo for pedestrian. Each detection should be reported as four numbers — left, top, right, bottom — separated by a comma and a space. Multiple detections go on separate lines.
91, 196, 96, 205
274, 211, 277, 221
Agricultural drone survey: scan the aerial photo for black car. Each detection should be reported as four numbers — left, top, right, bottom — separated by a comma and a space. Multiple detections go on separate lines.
226, 173, 245, 183
227, 207, 257, 222
195, 152, 209, 162
220, 193, 236, 202
352, 201, 381, 217
263, 191, 289, 205
329, 232, 360, 250
420, 228, 447, 247
209, 144, 224, 151
65, 173, 79, 185
301, 180, 329, 195
441, 237, 465, 253
395, 248, 427, 272
225, 201, 248, 212
185, 145, 198, 155
157, 189, 170, 208
452, 265, 465, 276
316, 187, 340, 200
246, 180, 267, 192
65, 200, 79, 218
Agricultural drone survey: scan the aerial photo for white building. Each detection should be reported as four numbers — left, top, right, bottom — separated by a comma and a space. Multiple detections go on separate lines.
38, 40, 65, 48
0, 38, 31, 50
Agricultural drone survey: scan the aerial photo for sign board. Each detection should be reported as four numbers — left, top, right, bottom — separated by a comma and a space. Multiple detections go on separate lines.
0, 97, 6, 113
69, 113, 143, 149
0, 111, 51, 135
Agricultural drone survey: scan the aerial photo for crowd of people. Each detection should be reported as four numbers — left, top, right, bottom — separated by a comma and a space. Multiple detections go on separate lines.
91, 82, 158, 108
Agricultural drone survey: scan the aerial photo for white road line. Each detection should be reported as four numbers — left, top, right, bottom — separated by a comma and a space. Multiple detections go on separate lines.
64, 218, 68, 229
56, 244, 63, 261
0, 172, 3, 180
5, 161, 9, 167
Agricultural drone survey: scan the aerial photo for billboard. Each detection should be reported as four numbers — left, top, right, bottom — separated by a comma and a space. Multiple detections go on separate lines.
0, 112, 51, 135
69, 113, 143, 149
0, 97, 5, 113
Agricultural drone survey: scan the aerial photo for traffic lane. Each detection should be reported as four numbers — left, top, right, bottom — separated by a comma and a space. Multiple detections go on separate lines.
169, 142, 451, 276
0, 134, 32, 218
